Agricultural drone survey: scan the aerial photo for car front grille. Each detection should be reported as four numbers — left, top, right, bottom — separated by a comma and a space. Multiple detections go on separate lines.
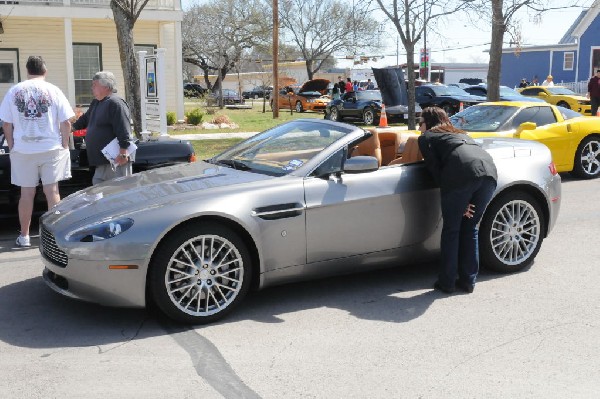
41, 226, 68, 268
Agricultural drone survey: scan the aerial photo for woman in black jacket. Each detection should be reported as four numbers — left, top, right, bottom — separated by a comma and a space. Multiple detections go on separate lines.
417, 107, 498, 294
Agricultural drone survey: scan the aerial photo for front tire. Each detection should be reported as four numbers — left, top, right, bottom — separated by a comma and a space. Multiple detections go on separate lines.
328, 107, 341, 121
557, 101, 570, 109
149, 223, 252, 324
295, 101, 304, 113
572, 136, 600, 179
442, 103, 454, 116
479, 191, 545, 273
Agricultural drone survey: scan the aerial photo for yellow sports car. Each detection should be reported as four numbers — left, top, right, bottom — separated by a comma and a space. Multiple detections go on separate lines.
450, 101, 600, 178
518, 86, 592, 116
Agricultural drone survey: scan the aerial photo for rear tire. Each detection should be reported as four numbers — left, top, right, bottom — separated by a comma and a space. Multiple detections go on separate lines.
479, 191, 545, 273
363, 108, 376, 125
572, 136, 600, 179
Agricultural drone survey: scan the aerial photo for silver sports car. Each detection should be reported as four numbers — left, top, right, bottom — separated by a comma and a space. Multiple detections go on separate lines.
40, 119, 561, 324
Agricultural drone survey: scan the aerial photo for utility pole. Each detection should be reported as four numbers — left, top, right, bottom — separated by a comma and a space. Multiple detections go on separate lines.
272, 0, 279, 118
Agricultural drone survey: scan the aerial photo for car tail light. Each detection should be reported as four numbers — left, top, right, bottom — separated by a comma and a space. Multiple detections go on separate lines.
73, 129, 87, 137
189, 153, 197, 163
548, 162, 558, 175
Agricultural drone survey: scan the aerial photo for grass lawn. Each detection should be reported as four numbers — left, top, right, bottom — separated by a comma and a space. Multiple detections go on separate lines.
179, 99, 323, 134
190, 138, 245, 160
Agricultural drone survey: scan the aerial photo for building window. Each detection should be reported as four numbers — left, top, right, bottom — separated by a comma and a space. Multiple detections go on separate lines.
563, 52, 574, 71
135, 44, 156, 57
73, 43, 102, 106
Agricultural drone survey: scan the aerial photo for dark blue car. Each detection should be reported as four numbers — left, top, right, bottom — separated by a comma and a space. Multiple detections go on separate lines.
415, 84, 486, 116
464, 84, 546, 103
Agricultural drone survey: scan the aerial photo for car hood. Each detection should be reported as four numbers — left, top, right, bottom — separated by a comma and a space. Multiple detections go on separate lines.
300, 79, 330, 93
44, 162, 272, 227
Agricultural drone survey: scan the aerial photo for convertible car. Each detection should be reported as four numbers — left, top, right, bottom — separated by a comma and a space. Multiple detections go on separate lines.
518, 86, 592, 116
40, 119, 561, 324
450, 101, 600, 178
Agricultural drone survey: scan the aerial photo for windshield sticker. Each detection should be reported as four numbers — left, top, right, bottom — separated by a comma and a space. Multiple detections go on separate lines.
282, 159, 304, 171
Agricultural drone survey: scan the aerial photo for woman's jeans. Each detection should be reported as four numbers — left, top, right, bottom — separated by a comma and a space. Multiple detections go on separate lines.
439, 176, 497, 289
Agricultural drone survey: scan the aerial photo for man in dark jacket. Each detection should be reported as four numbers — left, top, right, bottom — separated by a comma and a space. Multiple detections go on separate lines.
72, 71, 134, 184
587, 69, 600, 116
417, 107, 497, 294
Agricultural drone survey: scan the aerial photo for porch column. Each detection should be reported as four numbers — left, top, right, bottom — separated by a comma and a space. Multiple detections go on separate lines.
63, 17, 76, 107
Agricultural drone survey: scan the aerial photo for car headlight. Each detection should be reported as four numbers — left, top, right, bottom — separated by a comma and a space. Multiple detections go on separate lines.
307, 99, 315, 103
577, 100, 589, 105
66, 218, 134, 242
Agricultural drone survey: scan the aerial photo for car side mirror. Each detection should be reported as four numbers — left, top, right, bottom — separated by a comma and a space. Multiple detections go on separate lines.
343, 156, 379, 173
515, 122, 537, 138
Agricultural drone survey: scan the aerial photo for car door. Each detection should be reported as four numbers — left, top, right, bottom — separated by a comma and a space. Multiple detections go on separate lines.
512, 106, 573, 167
303, 157, 440, 264
339, 92, 359, 118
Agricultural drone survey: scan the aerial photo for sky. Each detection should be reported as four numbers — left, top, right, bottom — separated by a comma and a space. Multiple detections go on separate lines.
180, 0, 593, 67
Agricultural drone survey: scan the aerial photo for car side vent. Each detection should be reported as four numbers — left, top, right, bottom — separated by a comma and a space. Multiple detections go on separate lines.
252, 203, 304, 220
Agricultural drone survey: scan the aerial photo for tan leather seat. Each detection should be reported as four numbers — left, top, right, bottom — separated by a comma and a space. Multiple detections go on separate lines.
378, 131, 403, 166
352, 130, 382, 166
388, 134, 423, 165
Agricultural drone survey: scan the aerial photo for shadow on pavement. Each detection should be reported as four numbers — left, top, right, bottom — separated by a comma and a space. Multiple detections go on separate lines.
0, 259, 513, 349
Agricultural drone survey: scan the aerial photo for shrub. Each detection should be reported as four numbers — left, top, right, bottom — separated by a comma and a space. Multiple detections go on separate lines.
186, 108, 204, 125
166, 111, 176, 126
212, 114, 231, 125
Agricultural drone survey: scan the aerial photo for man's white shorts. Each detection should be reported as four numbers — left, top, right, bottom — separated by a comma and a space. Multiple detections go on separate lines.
10, 148, 71, 187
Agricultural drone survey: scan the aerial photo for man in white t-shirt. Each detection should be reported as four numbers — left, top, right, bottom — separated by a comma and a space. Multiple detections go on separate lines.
0, 55, 74, 247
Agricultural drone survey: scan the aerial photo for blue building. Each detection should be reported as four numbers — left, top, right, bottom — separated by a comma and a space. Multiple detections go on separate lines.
501, 3, 600, 91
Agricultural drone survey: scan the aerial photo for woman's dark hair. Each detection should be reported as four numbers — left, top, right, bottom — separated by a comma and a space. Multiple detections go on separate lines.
26, 56, 47, 76
420, 106, 464, 133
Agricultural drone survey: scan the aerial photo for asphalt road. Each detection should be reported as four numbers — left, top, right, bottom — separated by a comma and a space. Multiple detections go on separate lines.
0, 174, 599, 398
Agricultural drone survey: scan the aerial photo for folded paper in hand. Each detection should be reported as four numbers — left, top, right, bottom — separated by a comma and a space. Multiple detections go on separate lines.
101, 138, 137, 165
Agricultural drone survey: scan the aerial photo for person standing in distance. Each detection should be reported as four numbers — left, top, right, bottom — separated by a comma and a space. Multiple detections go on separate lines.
587, 69, 600, 116
72, 71, 133, 185
0, 55, 74, 248
417, 107, 498, 294
541, 75, 554, 87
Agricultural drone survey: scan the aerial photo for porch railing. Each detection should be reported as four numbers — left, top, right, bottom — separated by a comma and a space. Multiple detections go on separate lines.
0, 0, 176, 10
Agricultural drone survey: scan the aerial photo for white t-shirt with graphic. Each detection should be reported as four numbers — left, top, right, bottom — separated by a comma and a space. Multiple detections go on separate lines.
0, 78, 75, 154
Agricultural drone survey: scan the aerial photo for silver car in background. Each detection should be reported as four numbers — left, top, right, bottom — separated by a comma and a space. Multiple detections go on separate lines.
40, 119, 561, 324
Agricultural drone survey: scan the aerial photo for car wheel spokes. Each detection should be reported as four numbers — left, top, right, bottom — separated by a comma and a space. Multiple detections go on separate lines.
165, 234, 243, 316
581, 140, 600, 175
490, 200, 541, 265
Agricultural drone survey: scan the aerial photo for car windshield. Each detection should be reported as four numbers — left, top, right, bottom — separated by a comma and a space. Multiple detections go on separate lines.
450, 105, 520, 132
431, 85, 470, 96
546, 87, 577, 95
211, 120, 354, 176
356, 91, 382, 101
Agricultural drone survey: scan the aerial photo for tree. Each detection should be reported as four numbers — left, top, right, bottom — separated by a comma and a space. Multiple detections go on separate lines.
375, 0, 472, 129
182, 0, 271, 95
110, 0, 150, 137
469, 0, 579, 101
279, 0, 380, 80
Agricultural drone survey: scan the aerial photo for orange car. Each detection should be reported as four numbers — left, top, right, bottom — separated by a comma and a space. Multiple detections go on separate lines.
271, 79, 331, 113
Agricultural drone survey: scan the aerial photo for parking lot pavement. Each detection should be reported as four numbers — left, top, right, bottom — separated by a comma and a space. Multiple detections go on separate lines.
0, 176, 599, 398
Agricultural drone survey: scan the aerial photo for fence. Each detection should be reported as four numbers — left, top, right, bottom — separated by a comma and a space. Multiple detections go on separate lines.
557, 81, 588, 95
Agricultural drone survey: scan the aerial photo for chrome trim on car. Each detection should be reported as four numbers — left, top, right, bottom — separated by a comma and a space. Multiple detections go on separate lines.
40, 226, 68, 268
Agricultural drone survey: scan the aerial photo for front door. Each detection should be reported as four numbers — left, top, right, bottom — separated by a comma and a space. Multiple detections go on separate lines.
0, 50, 19, 100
